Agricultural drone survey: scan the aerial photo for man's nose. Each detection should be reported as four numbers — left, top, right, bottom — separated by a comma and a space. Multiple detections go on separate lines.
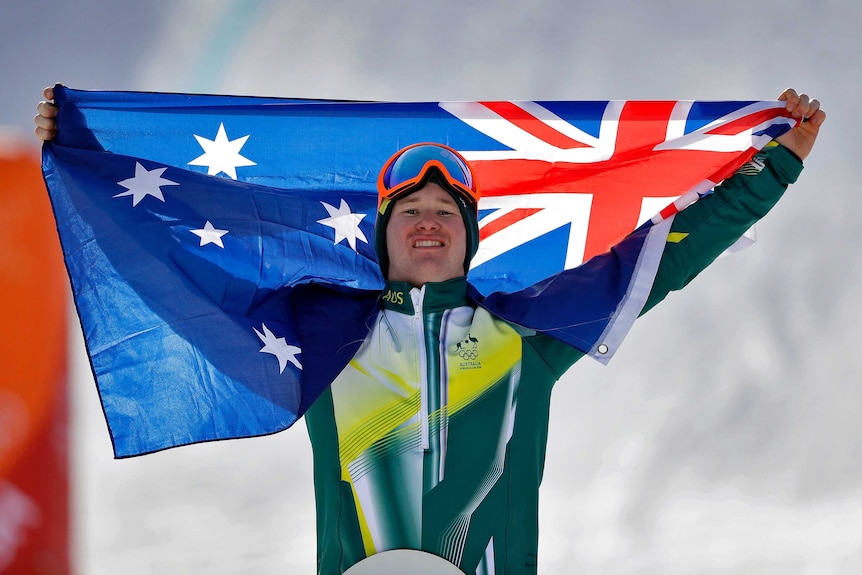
416, 213, 440, 229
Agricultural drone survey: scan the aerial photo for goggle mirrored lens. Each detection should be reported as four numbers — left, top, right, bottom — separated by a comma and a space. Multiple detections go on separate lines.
381, 144, 475, 196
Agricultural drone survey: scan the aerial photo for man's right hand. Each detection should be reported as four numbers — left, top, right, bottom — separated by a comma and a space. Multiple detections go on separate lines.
34, 86, 58, 142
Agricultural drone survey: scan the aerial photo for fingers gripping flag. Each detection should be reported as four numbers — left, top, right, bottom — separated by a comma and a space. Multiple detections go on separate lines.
42, 86, 795, 456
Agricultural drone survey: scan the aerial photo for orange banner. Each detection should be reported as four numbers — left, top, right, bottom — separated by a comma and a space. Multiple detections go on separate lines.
0, 143, 69, 574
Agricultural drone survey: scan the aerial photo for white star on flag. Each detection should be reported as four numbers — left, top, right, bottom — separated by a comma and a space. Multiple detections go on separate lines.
254, 323, 302, 373
317, 199, 368, 251
190, 221, 229, 248
115, 162, 179, 206
189, 122, 256, 180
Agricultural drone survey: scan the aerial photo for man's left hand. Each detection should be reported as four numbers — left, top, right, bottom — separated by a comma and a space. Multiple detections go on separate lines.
775, 88, 825, 161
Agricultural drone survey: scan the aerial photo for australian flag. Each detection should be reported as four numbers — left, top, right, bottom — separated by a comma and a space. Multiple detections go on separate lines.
42, 86, 795, 457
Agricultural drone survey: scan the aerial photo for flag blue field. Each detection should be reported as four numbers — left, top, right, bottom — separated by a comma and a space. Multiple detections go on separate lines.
42, 86, 794, 457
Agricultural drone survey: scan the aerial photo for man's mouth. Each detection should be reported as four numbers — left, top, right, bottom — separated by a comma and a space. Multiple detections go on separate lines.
413, 240, 443, 248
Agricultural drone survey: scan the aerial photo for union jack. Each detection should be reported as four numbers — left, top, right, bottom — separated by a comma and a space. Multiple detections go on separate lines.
440, 100, 794, 270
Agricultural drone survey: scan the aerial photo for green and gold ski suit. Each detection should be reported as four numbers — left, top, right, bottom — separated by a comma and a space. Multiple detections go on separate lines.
305, 144, 803, 575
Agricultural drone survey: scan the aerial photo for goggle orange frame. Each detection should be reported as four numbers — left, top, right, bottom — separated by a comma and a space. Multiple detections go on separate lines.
377, 143, 479, 211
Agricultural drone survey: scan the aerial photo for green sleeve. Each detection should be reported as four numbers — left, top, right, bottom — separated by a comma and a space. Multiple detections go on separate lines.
642, 143, 804, 314
523, 333, 587, 379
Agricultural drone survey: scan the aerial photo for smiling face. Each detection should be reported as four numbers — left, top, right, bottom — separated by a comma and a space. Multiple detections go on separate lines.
385, 182, 468, 287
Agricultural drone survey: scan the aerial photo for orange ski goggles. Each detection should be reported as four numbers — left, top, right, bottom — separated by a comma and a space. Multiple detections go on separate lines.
376, 143, 479, 214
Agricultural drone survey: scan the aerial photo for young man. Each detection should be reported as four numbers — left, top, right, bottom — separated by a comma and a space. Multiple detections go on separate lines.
36, 89, 824, 575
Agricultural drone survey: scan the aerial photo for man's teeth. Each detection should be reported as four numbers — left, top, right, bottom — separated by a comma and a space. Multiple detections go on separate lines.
414, 240, 443, 247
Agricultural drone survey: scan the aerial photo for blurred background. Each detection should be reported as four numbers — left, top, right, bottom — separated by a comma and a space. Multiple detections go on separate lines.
1, 1, 859, 573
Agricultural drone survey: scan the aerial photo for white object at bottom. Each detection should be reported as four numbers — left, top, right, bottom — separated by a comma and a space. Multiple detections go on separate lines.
343, 549, 464, 575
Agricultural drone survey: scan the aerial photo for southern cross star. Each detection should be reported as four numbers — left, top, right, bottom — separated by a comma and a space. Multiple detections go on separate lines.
317, 199, 368, 251
190, 221, 229, 248
254, 323, 302, 373
115, 162, 179, 206
189, 122, 256, 180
